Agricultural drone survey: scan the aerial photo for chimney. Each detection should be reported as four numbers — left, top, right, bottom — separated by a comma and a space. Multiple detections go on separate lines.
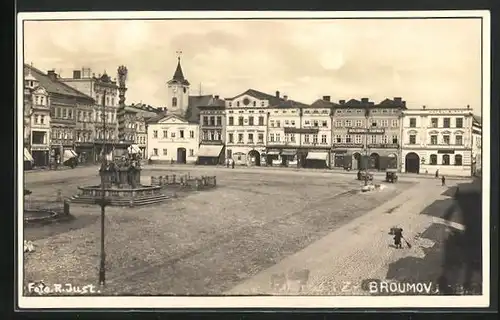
361, 98, 369, 103
283, 95, 288, 101
47, 70, 58, 80
276, 91, 280, 98
214, 95, 219, 100
394, 97, 402, 102
322, 96, 331, 102
467, 105, 470, 109
422, 105, 426, 109
73, 70, 81, 79
339, 100, 346, 104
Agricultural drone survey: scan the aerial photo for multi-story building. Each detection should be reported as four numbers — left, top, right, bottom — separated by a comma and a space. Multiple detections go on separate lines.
60, 68, 120, 161
147, 113, 199, 164
471, 115, 482, 176
225, 89, 283, 166
331, 97, 405, 171
126, 103, 160, 159
266, 95, 329, 168
26, 65, 94, 166
23, 67, 50, 167
401, 106, 476, 176
197, 95, 226, 165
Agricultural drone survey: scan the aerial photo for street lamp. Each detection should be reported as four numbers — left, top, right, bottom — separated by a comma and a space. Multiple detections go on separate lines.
98, 89, 108, 286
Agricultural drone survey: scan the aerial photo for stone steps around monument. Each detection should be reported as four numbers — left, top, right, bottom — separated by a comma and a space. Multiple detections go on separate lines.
68, 194, 169, 207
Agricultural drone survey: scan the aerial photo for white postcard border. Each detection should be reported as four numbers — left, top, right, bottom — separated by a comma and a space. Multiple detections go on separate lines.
17, 10, 491, 309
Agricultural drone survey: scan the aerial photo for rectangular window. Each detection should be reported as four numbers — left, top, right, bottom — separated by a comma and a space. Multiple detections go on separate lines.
304, 134, 310, 143
248, 117, 254, 126
153, 148, 158, 156
382, 135, 388, 143
56, 108, 61, 118
355, 135, 362, 144
430, 135, 437, 145
238, 117, 244, 126
189, 130, 195, 138
228, 117, 234, 125
409, 118, 417, 128
345, 120, 352, 127
171, 132, 176, 138
455, 135, 463, 145
269, 133, 274, 142
345, 135, 352, 143
153, 130, 158, 138
228, 133, 234, 143
291, 120, 295, 126
68, 109, 73, 119
40, 115, 45, 124
431, 118, 438, 128
290, 134, 295, 142
356, 120, 363, 127
163, 149, 168, 156
276, 120, 281, 128
258, 116, 264, 126
321, 134, 327, 144
335, 135, 342, 143
62, 108, 67, 118
443, 118, 450, 128
442, 154, 450, 165
391, 119, 398, 128
248, 133, 254, 143
313, 120, 319, 127
270, 120, 275, 127
209, 116, 215, 126
370, 135, 377, 144
313, 134, 318, 144
179, 130, 184, 138
392, 135, 398, 144
275, 133, 281, 142
238, 134, 244, 143
163, 130, 168, 138
203, 116, 209, 126
380, 120, 388, 127
456, 118, 463, 128
409, 135, 416, 144
443, 135, 450, 145
216, 116, 222, 126
258, 133, 264, 143
189, 149, 194, 157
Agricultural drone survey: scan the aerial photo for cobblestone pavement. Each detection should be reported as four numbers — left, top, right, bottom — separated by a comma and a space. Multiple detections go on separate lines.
23, 168, 415, 295
225, 178, 477, 296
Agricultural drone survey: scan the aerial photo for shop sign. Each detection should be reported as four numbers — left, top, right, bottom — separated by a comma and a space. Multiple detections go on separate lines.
368, 143, 399, 149
332, 143, 364, 149
347, 128, 385, 134
437, 150, 455, 154
31, 145, 49, 151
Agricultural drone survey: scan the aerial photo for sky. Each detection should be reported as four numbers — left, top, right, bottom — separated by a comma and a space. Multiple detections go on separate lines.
23, 18, 482, 114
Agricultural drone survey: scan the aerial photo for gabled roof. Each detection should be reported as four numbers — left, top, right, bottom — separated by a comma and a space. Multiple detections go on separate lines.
148, 113, 191, 125
167, 57, 190, 86
184, 95, 215, 123
310, 99, 338, 108
24, 64, 95, 101
377, 97, 407, 109
227, 89, 284, 106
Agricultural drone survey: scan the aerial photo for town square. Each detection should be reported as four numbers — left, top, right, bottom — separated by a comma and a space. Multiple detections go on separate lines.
20, 15, 485, 300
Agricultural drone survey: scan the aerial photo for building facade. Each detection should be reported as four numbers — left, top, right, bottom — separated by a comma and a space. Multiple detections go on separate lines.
331, 97, 405, 171
471, 115, 482, 176
60, 68, 120, 161
126, 104, 160, 159
197, 96, 226, 165
147, 114, 199, 164
225, 89, 281, 166
26, 65, 94, 167
401, 106, 476, 176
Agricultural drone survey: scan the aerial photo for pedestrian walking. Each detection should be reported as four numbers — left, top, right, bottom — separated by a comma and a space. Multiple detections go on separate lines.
441, 175, 446, 186
393, 228, 403, 249
435, 169, 439, 178
231, 159, 235, 169
226, 158, 229, 168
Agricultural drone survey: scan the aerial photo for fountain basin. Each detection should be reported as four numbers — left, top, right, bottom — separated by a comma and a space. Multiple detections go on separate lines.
70, 184, 168, 207
24, 209, 58, 225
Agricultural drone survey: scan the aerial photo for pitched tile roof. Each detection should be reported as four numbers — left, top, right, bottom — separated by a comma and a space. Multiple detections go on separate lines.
310, 99, 338, 108
377, 97, 407, 109
185, 95, 215, 123
24, 64, 94, 101
227, 89, 284, 106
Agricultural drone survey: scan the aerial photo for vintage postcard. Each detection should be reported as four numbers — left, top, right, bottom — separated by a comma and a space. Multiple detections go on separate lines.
17, 10, 490, 309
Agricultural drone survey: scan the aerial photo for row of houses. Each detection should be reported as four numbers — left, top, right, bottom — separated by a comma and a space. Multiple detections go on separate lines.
23, 64, 161, 167
147, 58, 482, 177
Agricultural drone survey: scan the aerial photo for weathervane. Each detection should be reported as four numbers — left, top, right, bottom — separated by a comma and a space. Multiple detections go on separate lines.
176, 50, 183, 61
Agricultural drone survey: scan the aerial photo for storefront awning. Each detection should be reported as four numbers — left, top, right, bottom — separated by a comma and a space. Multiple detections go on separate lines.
306, 152, 329, 161
127, 144, 141, 154
198, 145, 223, 157
63, 149, 78, 160
266, 149, 280, 155
280, 149, 297, 156
24, 148, 34, 162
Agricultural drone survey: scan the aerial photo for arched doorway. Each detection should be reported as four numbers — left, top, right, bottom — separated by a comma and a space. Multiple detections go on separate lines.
388, 153, 398, 169
353, 152, 361, 170
405, 152, 420, 174
177, 148, 187, 164
370, 153, 380, 170
248, 150, 261, 166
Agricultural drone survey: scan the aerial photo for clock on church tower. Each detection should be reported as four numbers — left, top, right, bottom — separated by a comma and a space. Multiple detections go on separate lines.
167, 54, 190, 116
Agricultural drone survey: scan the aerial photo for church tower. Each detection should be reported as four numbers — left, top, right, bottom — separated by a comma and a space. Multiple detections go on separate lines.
167, 52, 190, 117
